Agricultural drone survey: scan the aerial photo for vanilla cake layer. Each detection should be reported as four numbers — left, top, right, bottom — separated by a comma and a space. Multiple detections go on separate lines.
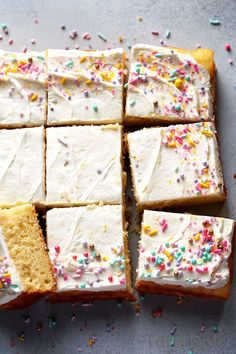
136, 210, 235, 299
125, 44, 214, 124
46, 124, 123, 206
0, 204, 55, 309
0, 50, 46, 127
127, 122, 225, 209
47, 48, 124, 125
47, 205, 133, 302
0, 127, 45, 207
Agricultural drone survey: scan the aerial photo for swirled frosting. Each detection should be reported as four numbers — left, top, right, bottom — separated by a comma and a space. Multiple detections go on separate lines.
46, 124, 122, 205
126, 44, 213, 122
47, 48, 124, 125
138, 210, 234, 289
127, 122, 224, 206
47, 205, 127, 292
0, 127, 45, 206
0, 50, 46, 127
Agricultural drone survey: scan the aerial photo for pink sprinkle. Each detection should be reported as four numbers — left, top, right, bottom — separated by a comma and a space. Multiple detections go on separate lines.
75, 44, 79, 50
63, 274, 68, 281
55, 245, 60, 253
225, 43, 231, 51
111, 89, 116, 96
160, 218, 168, 232
229, 58, 233, 65
0, 35, 2, 40
83, 32, 91, 40
22, 46, 27, 53
151, 30, 159, 36
8, 38, 13, 45
34, 19, 39, 24
31, 38, 36, 45
120, 278, 126, 285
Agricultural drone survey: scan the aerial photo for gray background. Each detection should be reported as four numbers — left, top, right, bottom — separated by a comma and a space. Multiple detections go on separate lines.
0, 0, 236, 353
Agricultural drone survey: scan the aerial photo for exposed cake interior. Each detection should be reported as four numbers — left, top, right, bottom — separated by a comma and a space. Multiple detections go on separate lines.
0, 204, 55, 306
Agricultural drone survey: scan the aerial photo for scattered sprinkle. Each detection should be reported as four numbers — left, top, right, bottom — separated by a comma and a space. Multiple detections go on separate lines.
83, 32, 91, 40
169, 335, 175, 347
165, 30, 171, 39
97, 32, 107, 42
151, 30, 159, 36
129, 99, 136, 107
8, 38, 13, 45
229, 58, 233, 65
170, 326, 177, 335
201, 323, 206, 332
61, 24, 66, 30
209, 18, 221, 25
213, 324, 218, 333
31, 38, 36, 45
225, 43, 231, 51
18, 332, 25, 342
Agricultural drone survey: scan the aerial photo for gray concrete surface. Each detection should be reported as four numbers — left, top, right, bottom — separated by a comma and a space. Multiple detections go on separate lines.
0, 0, 236, 353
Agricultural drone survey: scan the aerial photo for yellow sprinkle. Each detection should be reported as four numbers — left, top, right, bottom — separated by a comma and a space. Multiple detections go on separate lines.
116, 62, 122, 69
168, 141, 177, 148
201, 130, 213, 137
143, 225, 151, 234
174, 78, 184, 89
147, 268, 152, 273
102, 256, 108, 261
199, 181, 210, 189
188, 139, 196, 147
194, 233, 200, 241
3, 273, 11, 277
164, 250, 173, 261
0, 283, 3, 289
30, 93, 38, 102
88, 339, 93, 346
118, 36, 124, 43
202, 103, 208, 108
149, 229, 158, 236
60, 77, 66, 85
80, 56, 86, 63
86, 80, 92, 85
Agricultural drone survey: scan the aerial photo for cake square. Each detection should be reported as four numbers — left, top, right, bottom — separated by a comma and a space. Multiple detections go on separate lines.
0, 204, 55, 309
0, 126, 45, 207
47, 48, 124, 125
47, 205, 134, 302
125, 44, 215, 125
0, 50, 46, 127
127, 122, 225, 209
46, 124, 123, 206
136, 210, 235, 299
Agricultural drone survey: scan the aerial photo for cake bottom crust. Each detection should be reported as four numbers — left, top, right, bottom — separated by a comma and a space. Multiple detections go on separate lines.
49, 288, 136, 303
0, 291, 49, 310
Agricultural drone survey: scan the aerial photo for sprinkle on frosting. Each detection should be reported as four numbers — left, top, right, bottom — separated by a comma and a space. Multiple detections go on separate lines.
126, 44, 213, 122
138, 211, 234, 289
47, 48, 124, 124
127, 122, 224, 205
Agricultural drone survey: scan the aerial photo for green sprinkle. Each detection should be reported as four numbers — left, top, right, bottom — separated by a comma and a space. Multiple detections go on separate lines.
165, 242, 170, 248
80, 283, 86, 289
130, 99, 136, 107
0, 24, 7, 30
37, 56, 45, 61
207, 254, 212, 261
175, 104, 181, 111
188, 351, 193, 354
213, 324, 218, 333
169, 335, 175, 347
165, 30, 171, 39
202, 256, 207, 263
191, 259, 197, 265
120, 264, 125, 271
175, 167, 179, 173
97, 32, 107, 42
93, 105, 98, 112
209, 18, 221, 25
65, 60, 74, 68
180, 246, 186, 252
127, 43, 132, 49
185, 75, 191, 81
124, 83, 129, 88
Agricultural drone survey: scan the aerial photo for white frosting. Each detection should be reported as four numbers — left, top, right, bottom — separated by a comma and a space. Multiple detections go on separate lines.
47, 49, 124, 124
127, 122, 224, 206
126, 44, 213, 122
0, 127, 45, 206
46, 124, 122, 205
0, 50, 46, 127
0, 227, 22, 305
138, 210, 234, 289
47, 205, 127, 292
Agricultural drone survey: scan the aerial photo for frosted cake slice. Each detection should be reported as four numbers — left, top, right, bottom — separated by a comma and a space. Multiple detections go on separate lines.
125, 44, 215, 125
0, 127, 45, 207
0, 50, 46, 127
136, 210, 235, 299
46, 124, 123, 206
127, 122, 225, 209
0, 204, 55, 309
47, 205, 134, 302
47, 48, 124, 125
